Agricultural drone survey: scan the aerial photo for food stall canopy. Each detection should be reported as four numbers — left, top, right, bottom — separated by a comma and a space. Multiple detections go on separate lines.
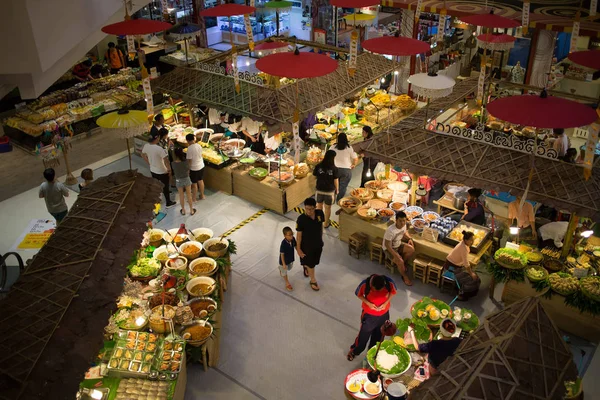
0, 172, 162, 400
460, 10, 520, 29
363, 77, 600, 219
410, 297, 578, 399
151, 52, 397, 124
101, 19, 173, 35
568, 50, 600, 70
255, 51, 338, 79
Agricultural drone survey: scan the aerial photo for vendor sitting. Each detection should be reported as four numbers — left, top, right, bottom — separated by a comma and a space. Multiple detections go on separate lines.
508, 194, 537, 240
408, 318, 462, 376
445, 231, 481, 300
462, 188, 486, 226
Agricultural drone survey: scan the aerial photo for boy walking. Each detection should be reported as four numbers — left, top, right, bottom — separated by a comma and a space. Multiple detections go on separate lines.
279, 227, 297, 291
39, 168, 70, 224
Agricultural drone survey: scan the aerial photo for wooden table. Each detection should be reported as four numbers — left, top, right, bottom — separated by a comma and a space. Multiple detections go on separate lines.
232, 168, 315, 214
339, 211, 491, 267
501, 280, 600, 342
204, 164, 234, 195
433, 194, 462, 216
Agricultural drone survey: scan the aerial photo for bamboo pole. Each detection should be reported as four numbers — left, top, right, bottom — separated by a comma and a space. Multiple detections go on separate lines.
561, 213, 579, 259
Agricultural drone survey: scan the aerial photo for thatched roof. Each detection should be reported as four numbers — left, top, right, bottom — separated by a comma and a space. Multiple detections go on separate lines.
0, 171, 161, 400
364, 77, 600, 219
411, 297, 578, 400
151, 53, 397, 124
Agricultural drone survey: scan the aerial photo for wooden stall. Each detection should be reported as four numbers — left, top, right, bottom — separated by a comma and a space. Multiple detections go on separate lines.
339, 211, 491, 267
232, 168, 315, 214
501, 280, 600, 342
204, 164, 234, 195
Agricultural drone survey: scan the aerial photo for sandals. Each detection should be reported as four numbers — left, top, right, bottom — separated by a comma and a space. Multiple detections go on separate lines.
402, 276, 414, 286
180, 209, 186, 215
310, 281, 320, 291
285, 283, 293, 292
347, 350, 355, 361
191, 208, 197, 216
303, 267, 309, 277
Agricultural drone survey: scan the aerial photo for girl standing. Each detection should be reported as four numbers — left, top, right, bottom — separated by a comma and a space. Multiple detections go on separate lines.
172, 148, 196, 216
331, 132, 358, 201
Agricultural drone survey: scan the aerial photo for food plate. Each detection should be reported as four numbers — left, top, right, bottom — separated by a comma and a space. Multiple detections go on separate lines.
395, 318, 432, 351
364, 180, 388, 191
366, 199, 388, 210
411, 218, 428, 233
389, 202, 406, 212
344, 369, 379, 399
453, 307, 479, 332
387, 181, 409, 192
526, 265, 548, 282
421, 211, 440, 223
313, 123, 327, 131
248, 167, 268, 180
338, 197, 362, 213
351, 188, 374, 201
366, 340, 412, 378
404, 206, 423, 220
410, 297, 452, 327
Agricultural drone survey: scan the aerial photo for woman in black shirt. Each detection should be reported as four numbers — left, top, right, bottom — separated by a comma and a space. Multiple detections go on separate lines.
354, 126, 379, 188
312, 150, 339, 228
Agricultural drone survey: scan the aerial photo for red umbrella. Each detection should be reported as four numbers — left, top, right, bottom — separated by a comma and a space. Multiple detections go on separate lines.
362, 35, 430, 56
200, 4, 256, 17
476, 33, 515, 51
568, 50, 600, 70
102, 19, 172, 35
255, 49, 338, 78
255, 41, 289, 51
330, 0, 379, 7
461, 10, 520, 29
487, 90, 597, 129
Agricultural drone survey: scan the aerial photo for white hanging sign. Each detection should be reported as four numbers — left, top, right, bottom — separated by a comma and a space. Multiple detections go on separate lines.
522, 2, 530, 34
584, 122, 599, 179
477, 67, 485, 103
232, 52, 240, 93
143, 77, 154, 114
244, 15, 255, 51
127, 36, 136, 54
570, 20, 580, 53
414, 0, 423, 22
591, 0, 597, 16
292, 121, 300, 164
437, 9, 447, 42
250, 0, 255, 7
161, 0, 169, 17
349, 30, 358, 76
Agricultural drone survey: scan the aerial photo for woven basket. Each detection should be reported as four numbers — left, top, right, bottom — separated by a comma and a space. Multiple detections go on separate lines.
351, 188, 374, 203
149, 305, 176, 334
495, 257, 527, 270
338, 197, 362, 214
357, 207, 377, 221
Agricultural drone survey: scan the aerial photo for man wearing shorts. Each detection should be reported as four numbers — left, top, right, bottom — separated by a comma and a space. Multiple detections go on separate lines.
296, 197, 325, 291
383, 211, 415, 286
186, 134, 205, 201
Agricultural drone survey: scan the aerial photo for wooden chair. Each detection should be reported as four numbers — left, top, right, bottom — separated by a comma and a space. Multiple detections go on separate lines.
427, 259, 445, 287
384, 257, 395, 274
370, 237, 384, 264
412, 255, 431, 283
349, 232, 368, 259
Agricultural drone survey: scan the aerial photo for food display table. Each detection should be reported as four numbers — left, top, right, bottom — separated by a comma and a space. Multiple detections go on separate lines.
339, 211, 491, 267
232, 168, 316, 214
501, 280, 600, 342
204, 164, 234, 195
433, 194, 462, 216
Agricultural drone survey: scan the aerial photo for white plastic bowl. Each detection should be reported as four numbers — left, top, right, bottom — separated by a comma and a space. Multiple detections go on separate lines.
189, 257, 218, 277
164, 228, 192, 244
179, 241, 203, 260
192, 228, 214, 243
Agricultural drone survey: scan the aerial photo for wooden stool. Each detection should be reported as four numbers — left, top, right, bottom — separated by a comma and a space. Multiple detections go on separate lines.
349, 232, 368, 259
427, 259, 445, 287
412, 255, 431, 283
370, 237, 384, 264
385, 257, 395, 274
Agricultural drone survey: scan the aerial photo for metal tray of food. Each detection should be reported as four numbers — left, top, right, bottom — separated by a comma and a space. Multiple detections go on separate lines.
442, 220, 492, 253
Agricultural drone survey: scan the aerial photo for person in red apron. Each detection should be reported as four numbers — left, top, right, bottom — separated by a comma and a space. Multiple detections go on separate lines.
347, 274, 397, 361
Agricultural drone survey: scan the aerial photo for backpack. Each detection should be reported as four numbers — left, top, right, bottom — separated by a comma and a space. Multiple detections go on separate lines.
358, 274, 393, 298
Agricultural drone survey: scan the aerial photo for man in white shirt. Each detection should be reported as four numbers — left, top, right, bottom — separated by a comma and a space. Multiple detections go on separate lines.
383, 211, 415, 286
142, 133, 175, 208
239, 116, 262, 146
552, 128, 570, 159
186, 133, 205, 201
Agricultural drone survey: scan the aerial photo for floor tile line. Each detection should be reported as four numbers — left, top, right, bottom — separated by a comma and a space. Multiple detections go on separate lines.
212, 367, 268, 400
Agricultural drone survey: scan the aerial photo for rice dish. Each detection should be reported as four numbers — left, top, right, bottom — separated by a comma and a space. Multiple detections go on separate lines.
376, 350, 399, 371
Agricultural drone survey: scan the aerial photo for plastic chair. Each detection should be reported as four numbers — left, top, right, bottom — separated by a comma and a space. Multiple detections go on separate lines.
440, 266, 461, 305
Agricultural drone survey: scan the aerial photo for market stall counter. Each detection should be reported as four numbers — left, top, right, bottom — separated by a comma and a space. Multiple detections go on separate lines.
338, 211, 491, 267
204, 164, 234, 195
502, 280, 600, 342
232, 167, 316, 214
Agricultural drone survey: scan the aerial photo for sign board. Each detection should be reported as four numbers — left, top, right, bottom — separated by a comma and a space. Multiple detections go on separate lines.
11, 219, 56, 251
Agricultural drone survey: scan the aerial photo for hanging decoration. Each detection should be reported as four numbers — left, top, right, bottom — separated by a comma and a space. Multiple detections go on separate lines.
591, 0, 597, 17
477, 58, 486, 104
250, 0, 255, 7
570, 12, 580, 53
584, 119, 599, 180
161, 0, 169, 20
244, 15, 255, 51
142, 76, 154, 115
477, 33, 516, 52
414, 0, 423, 22
522, 1, 530, 34
349, 29, 358, 77
126, 35, 136, 54
437, 9, 447, 42
232, 51, 240, 93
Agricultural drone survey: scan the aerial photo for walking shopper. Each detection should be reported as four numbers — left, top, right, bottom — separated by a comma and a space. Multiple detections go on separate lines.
296, 197, 325, 291
347, 274, 397, 361
279, 226, 298, 292
105, 42, 126, 74
78, 168, 94, 191
313, 150, 339, 228
383, 211, 415, 286
39, 168, 69, 224
142, 132, 176, 208
172, 148, 196, 215
332, 132, 358, 201
186, 133, 206, 200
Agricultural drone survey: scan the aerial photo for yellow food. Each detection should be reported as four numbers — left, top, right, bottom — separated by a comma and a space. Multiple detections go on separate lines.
348, 382, 360, 393
429, 308, 441, 321
425, 304, 435, 312
365, 383, 380, 395
393, 336, 406, 347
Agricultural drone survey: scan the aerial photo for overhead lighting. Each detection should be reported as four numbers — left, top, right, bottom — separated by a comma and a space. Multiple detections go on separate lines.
394, 70, 399, 75
380, 78, 385, 83
246, 61, 250, 66
509, 224, 520, 235
258, 51, 263, 56
581, 230, 594, 238
90, 390, 103, 400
